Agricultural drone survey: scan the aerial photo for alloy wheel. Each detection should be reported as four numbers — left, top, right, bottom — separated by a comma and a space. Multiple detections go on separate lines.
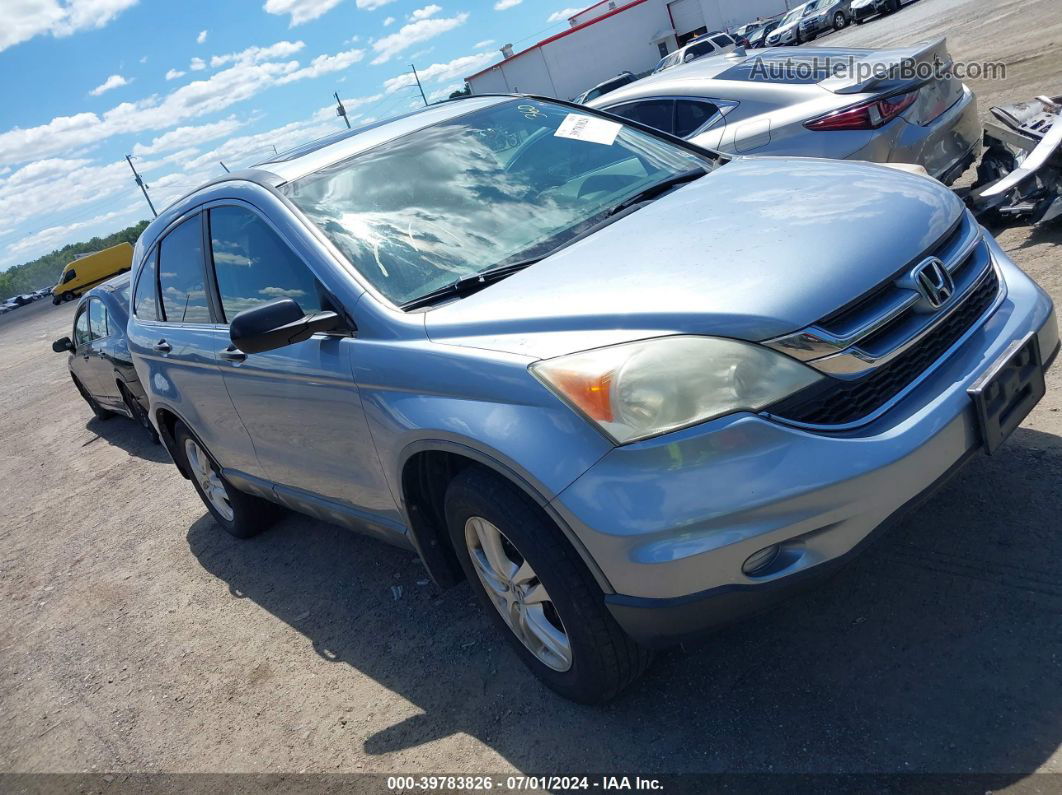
464, 516, 572, 672
184, 438, 234, 522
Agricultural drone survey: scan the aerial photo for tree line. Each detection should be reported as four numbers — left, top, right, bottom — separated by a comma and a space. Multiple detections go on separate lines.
0, 220, 150, 301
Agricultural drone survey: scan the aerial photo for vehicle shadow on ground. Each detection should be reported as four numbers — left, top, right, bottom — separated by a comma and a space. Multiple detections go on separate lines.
187, 426, 1062, 774
84, 415, 169, 463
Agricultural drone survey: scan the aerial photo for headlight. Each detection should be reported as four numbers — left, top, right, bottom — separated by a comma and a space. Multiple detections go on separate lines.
530, 336, 823, 444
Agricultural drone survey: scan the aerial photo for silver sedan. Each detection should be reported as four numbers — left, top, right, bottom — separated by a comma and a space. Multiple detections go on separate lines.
589, 38, 981, 184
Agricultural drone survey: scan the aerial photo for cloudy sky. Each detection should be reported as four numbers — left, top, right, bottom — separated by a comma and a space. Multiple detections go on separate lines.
0, 0, 587, 270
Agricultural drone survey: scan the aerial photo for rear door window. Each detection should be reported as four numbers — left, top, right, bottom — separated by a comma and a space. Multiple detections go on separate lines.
158, 215, 212, 324
685, 41, 715, 60
133, 248, 160, 321
208, 205, 323, 321
608, 100, 676, 135
674, 99, 721, 137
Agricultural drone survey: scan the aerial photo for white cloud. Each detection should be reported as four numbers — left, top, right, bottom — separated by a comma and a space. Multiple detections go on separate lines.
409, 4, 440, 20
209, 40, 305, 68
474, 39, 495, 49
0, 158, 153, 253
383, 16, 395, 26
494, 0, 522, 9
263, 0, 343, 25
313, 93, 383, 121
132, 117, 245, 155
165, 68, 185, 80
196, 29, 208, 44
89, 73, 129, 96
190, 56, 206, 70
428, 82, 463, 101
356, 0, 397, 8
370, 12, 468, 64
383, 51, 496, 93
547, 7, 581, 23
0, 0, 139, 53
139, 55, 148, 63
0, 58, 301, 165
182, 117, 339, 172
277, 48, 364, 83
6, 207, 134, 258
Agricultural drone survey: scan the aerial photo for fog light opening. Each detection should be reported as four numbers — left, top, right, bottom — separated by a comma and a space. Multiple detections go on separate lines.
742, 544, 781, 576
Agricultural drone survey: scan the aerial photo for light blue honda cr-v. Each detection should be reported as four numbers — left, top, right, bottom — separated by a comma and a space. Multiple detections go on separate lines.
127, 96, 1058, 703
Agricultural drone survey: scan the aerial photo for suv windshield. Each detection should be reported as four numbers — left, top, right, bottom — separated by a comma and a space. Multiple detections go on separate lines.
284, 99, 711, 307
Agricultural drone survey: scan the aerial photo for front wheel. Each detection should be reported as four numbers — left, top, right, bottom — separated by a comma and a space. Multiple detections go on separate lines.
445, 467, 652, 703
174, 422, 279, 538
833, 11, 848, 29
62, 292, 74, 303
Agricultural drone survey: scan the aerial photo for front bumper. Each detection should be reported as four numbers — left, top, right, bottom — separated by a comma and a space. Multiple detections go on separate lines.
551, 239, 1056, 646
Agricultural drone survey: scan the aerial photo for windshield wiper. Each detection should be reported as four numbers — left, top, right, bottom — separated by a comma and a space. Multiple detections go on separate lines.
400, 258, 542, 311
605, 168, 707, 217
400, 169, 706, 311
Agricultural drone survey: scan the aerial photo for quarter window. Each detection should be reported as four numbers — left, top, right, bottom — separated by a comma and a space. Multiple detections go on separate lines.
88, 298, 109, 338
208, 205, 322, 320
74, 308, 91, 347
133, 248, 159, 320
158, 215, 212, 324
674, 99, 721, 137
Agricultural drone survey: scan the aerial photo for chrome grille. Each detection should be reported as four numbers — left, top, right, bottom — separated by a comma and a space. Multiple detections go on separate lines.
764, 210, 1001, 428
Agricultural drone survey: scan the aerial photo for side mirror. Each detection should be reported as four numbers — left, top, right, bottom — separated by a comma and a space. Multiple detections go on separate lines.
52, 336, 74, 353
229, 298, 344, 354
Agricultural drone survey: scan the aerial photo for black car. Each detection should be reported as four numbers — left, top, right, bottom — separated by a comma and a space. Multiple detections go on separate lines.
746, 19, 781, 47
52, 274, 157, 440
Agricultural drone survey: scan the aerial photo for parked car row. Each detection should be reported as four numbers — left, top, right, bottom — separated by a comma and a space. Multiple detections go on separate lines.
51, 90, 1055, 704
1, 288, 50, 314
589, 38, 981, 185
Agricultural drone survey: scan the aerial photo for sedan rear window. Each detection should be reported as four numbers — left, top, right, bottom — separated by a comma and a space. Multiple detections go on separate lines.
283, 100, 710, 307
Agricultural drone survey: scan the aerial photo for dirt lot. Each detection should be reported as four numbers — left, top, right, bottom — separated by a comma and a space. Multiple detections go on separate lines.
2, 0, 1061, 780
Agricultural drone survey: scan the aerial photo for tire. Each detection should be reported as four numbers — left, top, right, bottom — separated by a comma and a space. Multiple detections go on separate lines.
444, 466, 652, 704
833, 11, 848, 29
173, 421, 279, 538
888, 0, 900, 12
118, 382, 160, 444
62, 292, 74, 303
72, 375, 115, 421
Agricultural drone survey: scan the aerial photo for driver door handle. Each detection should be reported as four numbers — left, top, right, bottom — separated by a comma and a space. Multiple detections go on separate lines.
219, 346, 246, 362
153, 339, 171, 353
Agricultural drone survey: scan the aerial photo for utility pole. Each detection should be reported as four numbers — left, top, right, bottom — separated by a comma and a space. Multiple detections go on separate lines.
334, 91, 351, 128
410, 64, 428, 106
125, 155, 157, 218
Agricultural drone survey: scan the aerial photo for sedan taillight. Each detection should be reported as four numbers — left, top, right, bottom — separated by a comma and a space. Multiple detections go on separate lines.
804, 90, 919, 131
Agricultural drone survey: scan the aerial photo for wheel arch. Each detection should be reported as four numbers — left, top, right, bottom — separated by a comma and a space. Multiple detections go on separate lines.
397, 439, 614, 594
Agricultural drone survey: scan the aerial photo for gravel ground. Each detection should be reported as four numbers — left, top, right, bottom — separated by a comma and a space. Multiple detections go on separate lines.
2, 0, 1061, 779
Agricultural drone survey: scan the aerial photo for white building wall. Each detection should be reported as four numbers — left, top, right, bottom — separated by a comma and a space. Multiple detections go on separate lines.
466, 0, 791, 99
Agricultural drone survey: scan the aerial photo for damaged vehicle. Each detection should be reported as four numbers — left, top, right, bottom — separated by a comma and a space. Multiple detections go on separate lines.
128, 95, 1056, 703
965, 94, 1062, 225
591, 38, 981, 184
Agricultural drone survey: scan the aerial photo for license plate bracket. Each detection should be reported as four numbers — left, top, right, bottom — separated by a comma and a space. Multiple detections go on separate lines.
968, 333, 1045, 455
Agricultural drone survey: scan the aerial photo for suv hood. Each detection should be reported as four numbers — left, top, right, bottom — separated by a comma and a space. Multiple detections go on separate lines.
426, 156, 964, 359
